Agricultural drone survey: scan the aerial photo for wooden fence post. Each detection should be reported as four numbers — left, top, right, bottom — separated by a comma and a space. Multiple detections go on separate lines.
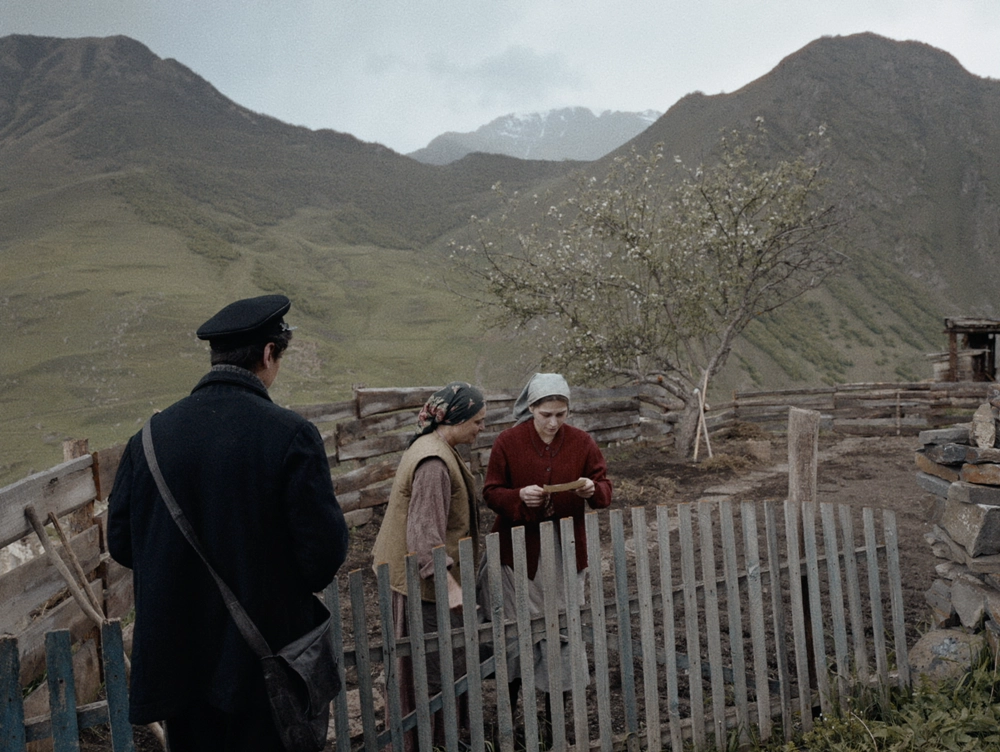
62, 439, 94, 535
787, 407, 820, 713
1, 636, 27, 751
100, 620, 135, 752
787, 408, 819, 505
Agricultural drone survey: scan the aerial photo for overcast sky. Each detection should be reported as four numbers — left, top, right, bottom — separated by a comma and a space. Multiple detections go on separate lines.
2, 1, 998, 154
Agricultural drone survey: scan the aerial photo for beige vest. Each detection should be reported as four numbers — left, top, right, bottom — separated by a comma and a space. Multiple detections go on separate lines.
371, 432, 479, 601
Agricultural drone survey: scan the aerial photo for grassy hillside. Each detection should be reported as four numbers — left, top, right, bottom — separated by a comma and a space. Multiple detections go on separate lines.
0, 35, 567, 485
0, 174, 537, 485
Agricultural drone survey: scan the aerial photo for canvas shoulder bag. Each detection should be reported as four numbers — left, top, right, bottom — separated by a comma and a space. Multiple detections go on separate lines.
141, 420, 340, 752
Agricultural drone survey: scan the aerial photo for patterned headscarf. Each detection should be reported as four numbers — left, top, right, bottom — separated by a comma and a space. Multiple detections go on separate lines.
512, 373, 571, 424
409, 381, 486, 446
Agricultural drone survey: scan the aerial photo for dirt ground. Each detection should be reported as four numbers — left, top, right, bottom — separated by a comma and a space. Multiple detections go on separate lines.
89, 425, 934, 751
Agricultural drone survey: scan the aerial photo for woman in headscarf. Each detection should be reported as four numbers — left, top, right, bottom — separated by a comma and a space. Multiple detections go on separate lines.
483, 373, 612, 730
372, 381, 487, 751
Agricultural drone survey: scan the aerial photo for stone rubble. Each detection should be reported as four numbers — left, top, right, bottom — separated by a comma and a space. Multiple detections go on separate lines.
917, 384, 1000, 654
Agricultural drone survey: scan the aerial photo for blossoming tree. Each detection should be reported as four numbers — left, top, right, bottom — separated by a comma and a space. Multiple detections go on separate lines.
456, 123, 845, 456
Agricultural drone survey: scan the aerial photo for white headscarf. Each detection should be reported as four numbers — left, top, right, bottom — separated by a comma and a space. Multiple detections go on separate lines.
512, 373, 571, 424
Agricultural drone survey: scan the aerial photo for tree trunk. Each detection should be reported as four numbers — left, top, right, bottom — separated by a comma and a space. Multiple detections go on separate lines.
674, 401, 701, 458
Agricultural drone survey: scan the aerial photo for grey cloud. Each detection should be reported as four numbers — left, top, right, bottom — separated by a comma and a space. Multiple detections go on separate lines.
426, 45, 584, 104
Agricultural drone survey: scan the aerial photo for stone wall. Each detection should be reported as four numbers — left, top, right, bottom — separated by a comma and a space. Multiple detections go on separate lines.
917, 385, 1000, 648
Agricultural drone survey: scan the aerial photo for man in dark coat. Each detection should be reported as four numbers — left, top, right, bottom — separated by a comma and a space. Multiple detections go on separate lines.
108, 294, 349, 751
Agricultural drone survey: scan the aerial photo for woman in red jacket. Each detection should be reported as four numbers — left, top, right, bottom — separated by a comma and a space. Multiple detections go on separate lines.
483, 373, 612, 726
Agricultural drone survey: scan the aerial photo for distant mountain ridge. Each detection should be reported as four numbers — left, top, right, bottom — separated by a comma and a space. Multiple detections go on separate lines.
2, 31, 1000, 485
408, 107, 662, 164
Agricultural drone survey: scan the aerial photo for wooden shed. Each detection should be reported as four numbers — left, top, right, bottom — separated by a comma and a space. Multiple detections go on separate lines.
932, 317, 1000, 382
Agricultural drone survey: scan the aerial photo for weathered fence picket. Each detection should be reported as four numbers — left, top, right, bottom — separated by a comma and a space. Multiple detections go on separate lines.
764, 501, 793, 742
0, 621, 133, 752
332, 499, 909, 751
587, 513, 614, 752
632, 507, 659, 752
719, 500, 750, 743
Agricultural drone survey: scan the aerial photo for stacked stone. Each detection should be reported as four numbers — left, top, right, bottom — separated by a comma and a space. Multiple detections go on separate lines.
917, 386, 1000, 643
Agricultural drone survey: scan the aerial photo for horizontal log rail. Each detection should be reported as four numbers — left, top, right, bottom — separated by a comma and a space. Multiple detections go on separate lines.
721, 380, 987, 435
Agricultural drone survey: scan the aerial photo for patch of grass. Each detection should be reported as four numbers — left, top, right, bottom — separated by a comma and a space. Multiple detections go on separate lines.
798, 646, 1000, 752
741, 320, 809, 382
736, 354, 765, 388
732, 644, 1000, 752
749, 300, 855, 384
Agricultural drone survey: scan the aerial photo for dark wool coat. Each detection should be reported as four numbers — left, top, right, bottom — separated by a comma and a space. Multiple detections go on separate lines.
483, 419, 612, 579
108, 366, 348, 724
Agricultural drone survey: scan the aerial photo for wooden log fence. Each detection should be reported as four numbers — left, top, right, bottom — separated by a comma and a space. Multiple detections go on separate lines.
710, 380, 988, 436
306, 385, 670, 523
333, 500, 909, 751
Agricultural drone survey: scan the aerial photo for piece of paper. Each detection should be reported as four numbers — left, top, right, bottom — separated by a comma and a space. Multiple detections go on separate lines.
542, 479, 586, 494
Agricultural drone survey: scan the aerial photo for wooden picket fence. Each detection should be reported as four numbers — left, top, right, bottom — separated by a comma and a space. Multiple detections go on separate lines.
332, 500, 909, 751
1, 622, 133, 751
0, 499, 909, 751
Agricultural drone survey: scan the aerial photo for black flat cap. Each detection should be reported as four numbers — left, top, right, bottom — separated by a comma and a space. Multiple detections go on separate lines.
196, 294, 292, 348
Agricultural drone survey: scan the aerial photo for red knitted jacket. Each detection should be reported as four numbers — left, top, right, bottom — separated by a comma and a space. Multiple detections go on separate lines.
483, 420, 612, 579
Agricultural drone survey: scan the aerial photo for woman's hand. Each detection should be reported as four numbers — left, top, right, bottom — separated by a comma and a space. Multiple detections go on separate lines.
574, 478, 596, 499
520, 484, 548, 508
